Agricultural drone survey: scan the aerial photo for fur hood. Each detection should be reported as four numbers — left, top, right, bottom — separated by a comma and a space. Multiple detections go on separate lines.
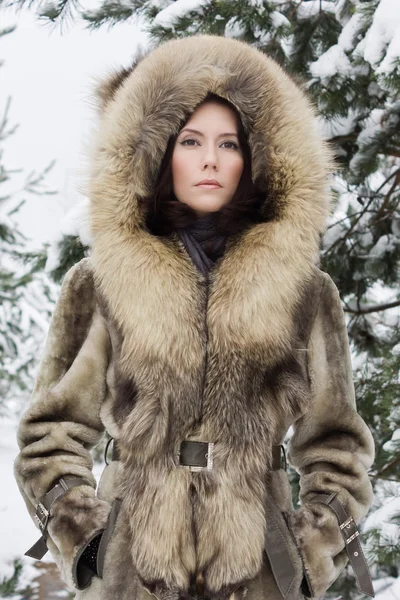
89, 34, 334, 237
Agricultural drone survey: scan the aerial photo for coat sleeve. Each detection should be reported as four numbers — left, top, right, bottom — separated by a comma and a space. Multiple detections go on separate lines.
14, 258, 112, 591
286, 272, 375, 599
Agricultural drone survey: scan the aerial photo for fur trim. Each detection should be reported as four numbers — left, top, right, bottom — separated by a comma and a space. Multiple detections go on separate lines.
47, 486, 111, 590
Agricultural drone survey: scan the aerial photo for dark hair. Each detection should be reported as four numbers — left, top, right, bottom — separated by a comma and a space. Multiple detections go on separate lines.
140, 93, 265, 237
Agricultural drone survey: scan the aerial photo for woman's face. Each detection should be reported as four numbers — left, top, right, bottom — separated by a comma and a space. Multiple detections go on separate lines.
172, 101, 244, 217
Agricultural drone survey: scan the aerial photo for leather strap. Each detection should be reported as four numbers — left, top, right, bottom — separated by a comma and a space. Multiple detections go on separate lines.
108, 438, 287, 471
25, 477, 88, 560
310, 493, 374, 597
264, 499, 298, 600
272, 444, 287, 471
97, 499, 122, 578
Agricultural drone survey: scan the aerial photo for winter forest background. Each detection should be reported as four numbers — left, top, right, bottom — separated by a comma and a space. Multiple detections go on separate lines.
0, 0, 399, 598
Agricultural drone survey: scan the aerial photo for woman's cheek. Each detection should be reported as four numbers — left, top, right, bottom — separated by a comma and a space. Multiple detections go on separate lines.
231, 156, 244, 187
172, 152, 190, 197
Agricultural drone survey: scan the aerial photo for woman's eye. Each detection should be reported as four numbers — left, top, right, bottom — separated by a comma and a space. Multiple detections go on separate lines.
221, 141, 239, 150
181, 138, 239, 150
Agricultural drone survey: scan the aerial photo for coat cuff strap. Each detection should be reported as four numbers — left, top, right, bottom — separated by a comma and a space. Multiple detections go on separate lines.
310, 493, 375, 597
25, 477, 89, 560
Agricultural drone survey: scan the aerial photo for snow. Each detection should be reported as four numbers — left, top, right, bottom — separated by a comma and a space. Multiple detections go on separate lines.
310, 44, 353, 82
338, 11, 364, 52
323, 212, 348, 248
0, 213, 15, 230
377, 25, 400, 77
253, 25, 272, 47
349, 109, 385, 175
353, 36, 367, 62
375, 577, 400, 600
370, 234, 399, 258
153, 0, 210, 28
0, 417, 44, 585
271, 11, 290, 29
251, 6, 290, 46
147, 0, 172, 8
317, 109, 359, 139
296, 0, 336, 20
45, 198, 92, 274
382, 428, 400, 451
363, 0, 400, 67
225, 18, 246, 39
364, 489, 400, 549
59, 197, 92, 246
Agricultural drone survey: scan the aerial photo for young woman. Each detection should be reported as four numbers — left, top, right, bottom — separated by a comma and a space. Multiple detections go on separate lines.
15, 34, 375, 600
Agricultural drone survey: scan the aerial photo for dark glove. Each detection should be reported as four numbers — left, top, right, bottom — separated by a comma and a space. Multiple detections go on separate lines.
76, 533, 103, 587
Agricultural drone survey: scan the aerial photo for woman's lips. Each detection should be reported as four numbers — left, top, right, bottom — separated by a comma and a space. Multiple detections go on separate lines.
195, 183, 222, 189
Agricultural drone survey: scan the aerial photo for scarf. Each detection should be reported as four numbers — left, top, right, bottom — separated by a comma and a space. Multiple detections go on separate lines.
178, 212, 226, 277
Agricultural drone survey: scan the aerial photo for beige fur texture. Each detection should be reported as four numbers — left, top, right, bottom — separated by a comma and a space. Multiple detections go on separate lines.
14, 34, 374, 600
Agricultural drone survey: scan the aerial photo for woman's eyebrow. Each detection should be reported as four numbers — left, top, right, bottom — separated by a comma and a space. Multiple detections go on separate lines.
180, 128, 239, 138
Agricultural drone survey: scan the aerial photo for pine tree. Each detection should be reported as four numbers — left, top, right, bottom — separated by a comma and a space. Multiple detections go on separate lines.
1, 0, 399, 596
0, 32, 58, 414
0, 93, 57, 413
0, 19, 60, 596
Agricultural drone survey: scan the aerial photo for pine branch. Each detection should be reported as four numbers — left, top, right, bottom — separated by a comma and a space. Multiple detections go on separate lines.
289, 0, 305, 19
372, 454, 400, 480
329, 132, 358, 145
325, 193, 376, 254
369, 171, 400, 226
383, 148, 400, 158
344, 299, 400, 315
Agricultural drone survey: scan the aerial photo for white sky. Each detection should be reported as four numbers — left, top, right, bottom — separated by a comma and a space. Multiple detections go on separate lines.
1, 5, 150, 245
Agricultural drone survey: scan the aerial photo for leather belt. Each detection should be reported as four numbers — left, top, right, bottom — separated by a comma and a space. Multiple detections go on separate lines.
25, 477, 88, 560
310, 493, 374, 597
106, 438, 287, 471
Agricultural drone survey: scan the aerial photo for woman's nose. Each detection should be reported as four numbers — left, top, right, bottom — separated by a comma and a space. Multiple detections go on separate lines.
202, 145, 219, 170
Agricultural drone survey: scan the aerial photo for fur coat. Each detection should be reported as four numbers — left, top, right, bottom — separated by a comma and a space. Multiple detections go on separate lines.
14, 34, 375, 600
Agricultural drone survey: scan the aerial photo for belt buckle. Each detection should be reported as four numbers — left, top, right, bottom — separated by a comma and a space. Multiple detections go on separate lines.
34, 502, 49, 533
176, 441, 214, 472
197, 441, 214, 472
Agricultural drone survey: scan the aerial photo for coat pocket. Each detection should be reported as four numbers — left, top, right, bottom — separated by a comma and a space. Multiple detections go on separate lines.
264, 497, 306, 600
97, 498, 123, 578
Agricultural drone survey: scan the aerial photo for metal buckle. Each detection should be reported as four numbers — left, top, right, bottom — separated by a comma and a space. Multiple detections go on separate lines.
175, 441, 214, 472
339, 516, 360, 545
204, 441, 214, 471
34, 502, 49, 533
345, 531, 360, 545
340, 516, 355, 530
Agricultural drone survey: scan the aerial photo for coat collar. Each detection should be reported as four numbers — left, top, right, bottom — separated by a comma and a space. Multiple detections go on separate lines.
86, 34, 333, 365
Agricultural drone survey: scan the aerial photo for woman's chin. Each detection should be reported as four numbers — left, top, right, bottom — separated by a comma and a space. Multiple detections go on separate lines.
186, 200, 227, 215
